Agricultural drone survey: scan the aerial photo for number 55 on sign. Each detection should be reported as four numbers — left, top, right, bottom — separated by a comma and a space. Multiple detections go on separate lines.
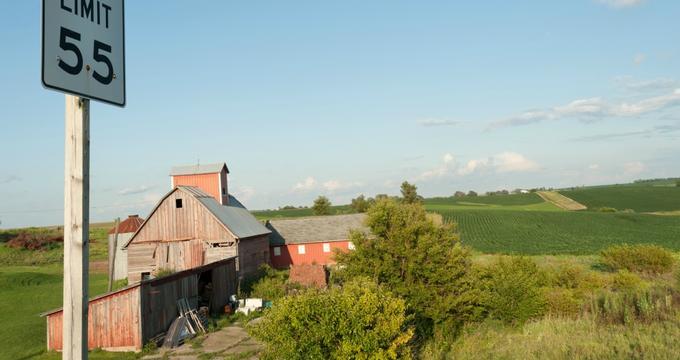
42, 0, 125, 107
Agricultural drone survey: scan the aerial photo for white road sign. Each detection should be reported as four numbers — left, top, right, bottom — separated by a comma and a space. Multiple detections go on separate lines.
42, 0, 125, 106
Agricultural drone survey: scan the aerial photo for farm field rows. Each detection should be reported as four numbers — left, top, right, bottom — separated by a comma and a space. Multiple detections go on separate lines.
559, 182, 680, 212
439, 209, 680, 255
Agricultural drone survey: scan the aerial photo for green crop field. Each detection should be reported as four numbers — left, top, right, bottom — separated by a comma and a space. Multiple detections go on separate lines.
559, 182, 680, 213
253, 204, 354, 220
439, 209, 680, 255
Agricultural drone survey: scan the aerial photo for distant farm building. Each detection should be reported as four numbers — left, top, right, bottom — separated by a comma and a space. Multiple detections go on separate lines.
43, 257, 237, 352
170, 163, 230, 205
107, 215, 144, 281
266, 213, 368, 268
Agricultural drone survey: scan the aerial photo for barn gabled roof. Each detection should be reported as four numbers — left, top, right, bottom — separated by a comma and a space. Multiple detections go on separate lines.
267, 213, 368, 246
122, 186, 269, 248
170, 162, 229, 176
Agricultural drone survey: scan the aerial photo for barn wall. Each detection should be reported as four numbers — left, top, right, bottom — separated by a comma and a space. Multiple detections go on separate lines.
132, 191, 235, 244
210, 259, 238, 313
140, 274, 198, 342
172, 173, 221, 204
271, 241, 350, 269
46, 286, 142, 352
237, 235, 270, 277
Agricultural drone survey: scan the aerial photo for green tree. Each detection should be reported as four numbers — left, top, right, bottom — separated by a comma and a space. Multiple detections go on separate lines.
336, 199, 481, 335
467, 190, 478, 197
350, 194, 370, 213
453, 191, 466, 198
249, 278, 413, 360
312, 196, 332, 215
400, 181, 420, 204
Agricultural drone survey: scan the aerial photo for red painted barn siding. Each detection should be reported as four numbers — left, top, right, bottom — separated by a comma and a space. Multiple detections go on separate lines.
172, 173, 223, 204
46, 286, 142, 352
270, 241, 351, 268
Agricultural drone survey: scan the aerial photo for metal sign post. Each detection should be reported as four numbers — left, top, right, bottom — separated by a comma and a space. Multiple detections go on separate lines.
42, 1, 125, 358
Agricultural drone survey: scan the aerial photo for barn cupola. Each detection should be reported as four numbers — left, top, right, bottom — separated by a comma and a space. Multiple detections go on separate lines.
170, 162, 230, 205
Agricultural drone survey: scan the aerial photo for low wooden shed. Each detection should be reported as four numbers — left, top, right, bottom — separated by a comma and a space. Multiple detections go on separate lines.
42, 257, 237, 352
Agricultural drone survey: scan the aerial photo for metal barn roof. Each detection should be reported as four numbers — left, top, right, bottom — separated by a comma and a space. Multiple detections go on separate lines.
108, 215, 145, 235
267, 213, 368, 246
170, 162, 229, 176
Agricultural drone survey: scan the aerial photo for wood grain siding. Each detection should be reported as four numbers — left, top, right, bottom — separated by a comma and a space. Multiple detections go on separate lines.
237, 235, 270, 276
172, 173, 221, 204
140, 275, 198, 342
46, 286, 142, 352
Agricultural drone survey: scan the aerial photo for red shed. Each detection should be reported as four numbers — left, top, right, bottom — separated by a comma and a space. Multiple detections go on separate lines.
42, 257, 237, 352
266, 213, 368, 268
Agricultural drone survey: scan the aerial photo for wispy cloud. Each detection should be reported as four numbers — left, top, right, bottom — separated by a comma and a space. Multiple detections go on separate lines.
489, 89, 680, 130
118, 185, 154, 196
232, 186, 255, 201
322, 180, 363, 192
292, 177, 362, 194
571, 123, 680, 142
633, 53, 646, 65
417, 118, 460, 127
0, 175, 21, 184
623, 161, 645, 175
596, 0, 645, 9
615, 76, 679, 92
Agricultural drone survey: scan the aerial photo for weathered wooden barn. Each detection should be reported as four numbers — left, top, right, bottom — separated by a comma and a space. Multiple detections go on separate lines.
42, 257, 237, 352
267, 213, 368, 268
124, 185, 270, 283
108, 215, 144, 281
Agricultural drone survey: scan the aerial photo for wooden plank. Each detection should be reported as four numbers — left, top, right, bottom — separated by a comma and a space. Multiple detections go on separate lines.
63, 95, 90, 360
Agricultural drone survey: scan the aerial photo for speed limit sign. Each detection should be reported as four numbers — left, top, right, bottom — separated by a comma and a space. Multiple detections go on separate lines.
42, 0, 125, 106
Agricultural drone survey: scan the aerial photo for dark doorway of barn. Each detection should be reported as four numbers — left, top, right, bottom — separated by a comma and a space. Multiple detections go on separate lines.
198, 269, 214, 312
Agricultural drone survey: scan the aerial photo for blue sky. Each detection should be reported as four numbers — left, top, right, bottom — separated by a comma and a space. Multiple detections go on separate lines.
1, 0, 679, 228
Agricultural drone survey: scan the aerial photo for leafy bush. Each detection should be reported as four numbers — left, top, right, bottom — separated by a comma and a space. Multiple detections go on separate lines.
600, 244, 675, 274
249, 278, 413, 360
543, 288, 581, 318
477, 257, 545, 325
611, 270, 646, 292
336, 199, 481, 336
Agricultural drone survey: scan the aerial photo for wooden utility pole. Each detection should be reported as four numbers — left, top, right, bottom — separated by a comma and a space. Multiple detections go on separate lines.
108, 218, 121, 292
63, 95, 90, 360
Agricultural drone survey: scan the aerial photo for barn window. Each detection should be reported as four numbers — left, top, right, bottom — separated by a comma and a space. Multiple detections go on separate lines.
141, 272, 151, 281
298, 245, 306, 255
175, 198, 183, 208
348, 242, 355, 250
273, 247, 281, 256
323, 243, 331, 253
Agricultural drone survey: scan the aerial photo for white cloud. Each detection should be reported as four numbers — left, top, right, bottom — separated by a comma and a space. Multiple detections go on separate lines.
322, 180, 362, 192
615, 76, 679, 92
623, 161, 645, 175
417, 118, 460, 127
633, 53, 646, 65
292, 177, 317, 191
417, 153, 456, 180
596, 0, 644, 9
418, 152, 539, 180
493, 152, 540, 173
589, 164, 600, 170
232, 186, 255, 201
489, 88, 680, 129
118, 185, 153, 195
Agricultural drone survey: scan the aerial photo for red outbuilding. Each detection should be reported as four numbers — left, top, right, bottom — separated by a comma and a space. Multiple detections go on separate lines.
266, 213, 368, 268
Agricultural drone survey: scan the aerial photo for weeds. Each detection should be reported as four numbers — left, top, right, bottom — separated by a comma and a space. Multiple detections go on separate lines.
600, 244, 675, 274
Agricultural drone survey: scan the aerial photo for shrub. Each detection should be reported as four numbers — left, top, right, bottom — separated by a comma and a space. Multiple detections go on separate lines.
335, 199, 481, 336
600, 244, 675, 274
543, 288, 581, 318
6, 232, 62, 251
611, 270, 646, 292
478, 257, 545, 325
249, 278, 413, 360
